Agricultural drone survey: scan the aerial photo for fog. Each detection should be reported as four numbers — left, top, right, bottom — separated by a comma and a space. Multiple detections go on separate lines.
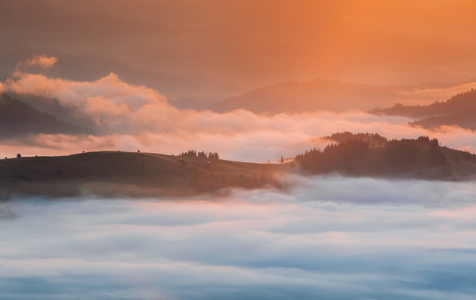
1, 175, 476, 299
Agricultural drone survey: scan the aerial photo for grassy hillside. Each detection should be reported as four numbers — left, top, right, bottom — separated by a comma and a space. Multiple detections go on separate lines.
0, 151, 286, 199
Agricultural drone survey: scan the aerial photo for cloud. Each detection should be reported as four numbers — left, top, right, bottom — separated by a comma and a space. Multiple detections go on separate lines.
1, 176, 476, 299
15, 55, 58, 71
5, 71, 166, 112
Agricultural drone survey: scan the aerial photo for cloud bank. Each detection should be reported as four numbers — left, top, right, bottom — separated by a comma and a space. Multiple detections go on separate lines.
1, 176, 476, 299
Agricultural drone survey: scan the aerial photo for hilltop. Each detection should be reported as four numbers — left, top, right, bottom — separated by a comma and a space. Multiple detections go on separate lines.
296, 133, 476, 180
0, 151, 285, 199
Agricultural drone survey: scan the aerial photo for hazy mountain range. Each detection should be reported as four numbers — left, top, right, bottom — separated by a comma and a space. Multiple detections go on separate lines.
209, 79, 476, 113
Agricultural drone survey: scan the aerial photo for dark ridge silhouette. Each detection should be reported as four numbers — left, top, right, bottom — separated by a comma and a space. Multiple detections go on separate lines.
372, 89, 476, 130
296, 134, 476, 180
0, 93, 92, 138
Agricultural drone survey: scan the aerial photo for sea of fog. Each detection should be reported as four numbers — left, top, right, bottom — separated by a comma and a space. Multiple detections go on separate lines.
1, 175, 476, 299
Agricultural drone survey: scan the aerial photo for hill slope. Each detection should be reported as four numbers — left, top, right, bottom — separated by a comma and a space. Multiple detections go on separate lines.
0, 151, 285, 199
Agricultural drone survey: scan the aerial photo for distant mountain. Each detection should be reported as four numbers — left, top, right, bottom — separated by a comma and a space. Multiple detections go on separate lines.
0, 93, 92, 138
210, 80, 404, 113
7, 93, 105, 134
411, 110, 476, 130
373, 88, 476, 118
209, 80, 474, 114
372, 89, 476, 130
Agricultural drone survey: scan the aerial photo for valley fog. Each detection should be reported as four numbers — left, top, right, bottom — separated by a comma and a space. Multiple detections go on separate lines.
1, 176, 476, 299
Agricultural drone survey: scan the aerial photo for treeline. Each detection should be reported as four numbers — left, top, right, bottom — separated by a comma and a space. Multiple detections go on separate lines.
295, 135, 449, 175
295, 139, 369, 173
324, 131, 388, 147
179, 150, 219, 159
386, 136, 445, 166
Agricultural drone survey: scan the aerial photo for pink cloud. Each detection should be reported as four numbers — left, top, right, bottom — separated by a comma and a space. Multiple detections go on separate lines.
16, 54, 58, 70
85, 96, 131, 116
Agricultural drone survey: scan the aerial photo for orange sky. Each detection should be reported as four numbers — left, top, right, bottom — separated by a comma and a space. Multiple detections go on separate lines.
3, 0, 476, 102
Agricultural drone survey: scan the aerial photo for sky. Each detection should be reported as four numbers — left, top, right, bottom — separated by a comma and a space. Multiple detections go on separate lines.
1, 0, 476, 106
